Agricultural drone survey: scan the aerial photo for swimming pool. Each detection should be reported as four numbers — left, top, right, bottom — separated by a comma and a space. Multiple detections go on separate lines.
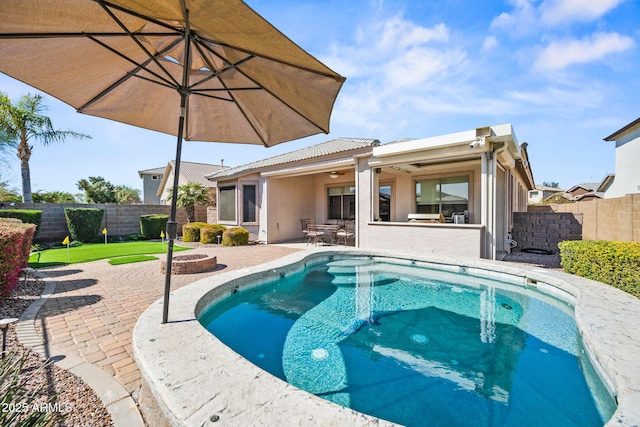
198, 257, 614, 426
133, 249, 640, 426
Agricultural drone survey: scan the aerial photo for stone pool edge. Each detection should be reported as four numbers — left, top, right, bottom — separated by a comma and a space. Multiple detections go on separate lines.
133, 248, 640, 427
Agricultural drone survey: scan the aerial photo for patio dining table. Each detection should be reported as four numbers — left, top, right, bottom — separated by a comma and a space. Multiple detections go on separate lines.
315, 224, 340, 245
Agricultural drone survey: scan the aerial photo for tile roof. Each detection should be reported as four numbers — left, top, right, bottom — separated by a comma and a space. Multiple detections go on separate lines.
170, 161, 226, 187
206, 137, 379, 179
138, 166, 166, 177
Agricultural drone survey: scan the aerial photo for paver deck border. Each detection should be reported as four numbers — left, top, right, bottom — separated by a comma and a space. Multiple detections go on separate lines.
16, 270, 145, 427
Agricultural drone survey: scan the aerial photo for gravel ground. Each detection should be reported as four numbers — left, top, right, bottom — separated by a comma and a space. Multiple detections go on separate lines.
1, 277, 113, 427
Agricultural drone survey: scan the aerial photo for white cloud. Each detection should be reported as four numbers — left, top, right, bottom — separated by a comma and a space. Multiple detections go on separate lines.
482, 36, 499, 52
491, 0, 628, 33
540, 0, 627, 25
534, 32, 636, 71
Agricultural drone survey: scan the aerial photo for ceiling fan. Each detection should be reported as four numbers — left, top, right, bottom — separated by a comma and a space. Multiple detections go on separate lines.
328, 170, 348, 179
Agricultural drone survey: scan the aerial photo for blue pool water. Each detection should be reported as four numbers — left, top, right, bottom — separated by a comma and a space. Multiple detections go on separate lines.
198, 258, 615, 427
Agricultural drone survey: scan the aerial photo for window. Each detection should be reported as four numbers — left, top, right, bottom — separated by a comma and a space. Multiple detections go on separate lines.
328, 186, 355, 220
242, 184, 256, 223
379, 185, 391, 221
218, 186, 236, 222
415, 176, 468, 219
151, 175, 158, 180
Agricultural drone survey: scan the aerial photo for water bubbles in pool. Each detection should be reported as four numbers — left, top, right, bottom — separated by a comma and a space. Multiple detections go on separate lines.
258, 353, 265, 359
451, 359, 459, 365
539, 348, 549, 354
311, 348, 329, 361
410, 334, 429, 344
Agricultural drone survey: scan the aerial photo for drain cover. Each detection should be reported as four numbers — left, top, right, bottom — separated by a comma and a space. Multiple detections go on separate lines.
521, 248, 555, 255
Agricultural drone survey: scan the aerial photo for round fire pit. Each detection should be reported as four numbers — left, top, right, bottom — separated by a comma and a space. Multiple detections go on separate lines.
160, 253, 217, 275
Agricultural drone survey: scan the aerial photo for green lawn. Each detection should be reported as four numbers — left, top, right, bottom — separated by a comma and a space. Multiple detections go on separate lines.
108, 255, 159, 266
28, 241, 189, 268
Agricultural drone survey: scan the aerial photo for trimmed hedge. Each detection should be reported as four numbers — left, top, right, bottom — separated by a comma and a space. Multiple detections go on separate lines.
182, 222, 210, 243
222, 227, 249, 246
0, 209, 42, 236
558, 240, 640, 298
0, 218, 36, 299
64, 208, 104, 243
200, 224, 227, 244
140, 214, 169, 240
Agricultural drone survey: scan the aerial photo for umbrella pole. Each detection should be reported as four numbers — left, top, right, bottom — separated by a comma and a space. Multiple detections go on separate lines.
162, 6, 191, 324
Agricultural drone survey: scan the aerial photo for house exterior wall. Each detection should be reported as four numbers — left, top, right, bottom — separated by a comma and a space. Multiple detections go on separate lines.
266, 175, 316, 243
606, 129, 640, 198
141, 174, 162, 204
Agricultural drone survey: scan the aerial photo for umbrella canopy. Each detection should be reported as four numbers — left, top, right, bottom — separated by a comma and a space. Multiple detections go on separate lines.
0, 0, 344, 145
0, 0, 345, 323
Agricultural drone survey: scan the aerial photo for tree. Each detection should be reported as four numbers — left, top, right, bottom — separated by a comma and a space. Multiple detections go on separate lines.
77, 176, 117, 203
114, 185, 141, 204
0, 180, 21, 202
167, 182, 209, 222
0, 92, 91, 203
32, 190, 78, 203
542, 181, 560, 188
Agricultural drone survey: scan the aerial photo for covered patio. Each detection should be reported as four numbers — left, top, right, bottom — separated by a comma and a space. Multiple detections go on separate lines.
207, 124, 534, 259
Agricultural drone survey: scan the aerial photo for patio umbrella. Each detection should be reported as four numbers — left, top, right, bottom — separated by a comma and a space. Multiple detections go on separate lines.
0, 0, 345, 323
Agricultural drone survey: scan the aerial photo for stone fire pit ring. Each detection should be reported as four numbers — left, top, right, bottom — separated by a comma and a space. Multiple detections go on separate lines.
160, 252, 217, 275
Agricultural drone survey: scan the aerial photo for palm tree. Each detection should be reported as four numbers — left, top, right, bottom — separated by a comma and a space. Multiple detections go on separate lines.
0, 93, 91, 202
167, 182, 210, 222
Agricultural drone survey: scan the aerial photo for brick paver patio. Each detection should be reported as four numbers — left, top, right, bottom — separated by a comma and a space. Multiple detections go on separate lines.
35, 244, 300, 397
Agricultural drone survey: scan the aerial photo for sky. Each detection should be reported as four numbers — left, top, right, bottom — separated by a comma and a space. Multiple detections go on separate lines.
1, 0, 639, 196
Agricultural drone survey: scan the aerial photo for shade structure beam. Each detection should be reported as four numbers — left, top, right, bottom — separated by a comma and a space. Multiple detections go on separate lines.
96, 0, 180, 87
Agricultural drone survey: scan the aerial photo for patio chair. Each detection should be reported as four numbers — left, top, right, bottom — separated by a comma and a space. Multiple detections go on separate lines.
300, 219, 315, 242
306, 224, 325, 246
336, 220, 355, 246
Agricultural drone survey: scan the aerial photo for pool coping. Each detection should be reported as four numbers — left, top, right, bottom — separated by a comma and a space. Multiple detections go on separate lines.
133, 248, 640, 427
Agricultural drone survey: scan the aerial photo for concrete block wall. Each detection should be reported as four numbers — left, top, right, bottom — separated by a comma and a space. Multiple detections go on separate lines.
512, 212, 583, 252
5, 203, 209, 242
529, 193, 640, 242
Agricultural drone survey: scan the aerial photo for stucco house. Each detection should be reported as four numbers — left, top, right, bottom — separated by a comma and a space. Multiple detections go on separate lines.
138, 166, 166, 204
206, 124, 534, 260
603, 117, 640, 198
527, 184, 565, 205
157, 161, 226, 205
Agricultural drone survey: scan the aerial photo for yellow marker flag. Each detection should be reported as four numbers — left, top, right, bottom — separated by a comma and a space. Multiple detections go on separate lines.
62, 236, 70, 245
102, 228, 108, 235
160, 230, 165, 238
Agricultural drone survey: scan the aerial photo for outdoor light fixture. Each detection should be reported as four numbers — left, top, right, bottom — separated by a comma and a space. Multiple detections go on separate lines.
330, 171, 339, 179
0, 318, 19, 359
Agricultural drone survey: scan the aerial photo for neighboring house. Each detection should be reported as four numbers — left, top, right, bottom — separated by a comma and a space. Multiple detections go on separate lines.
206, 124, 535, 260
564, 183, 603, 201
157, 161, 226, 204
527, 185, 565, 205
603, 117, 640, 198
138, 166, 166, 204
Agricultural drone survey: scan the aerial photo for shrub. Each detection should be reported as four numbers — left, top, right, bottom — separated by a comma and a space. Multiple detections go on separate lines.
140, 214, 169, 240
182, 222, 210, 242
0, 209, 42, 236
200, 224, 227, 244
558, 240, 640, 298
222, 227, 249, 246
0, 219, 36, 299
63, 208, 104, 243
0, 350, 60, 427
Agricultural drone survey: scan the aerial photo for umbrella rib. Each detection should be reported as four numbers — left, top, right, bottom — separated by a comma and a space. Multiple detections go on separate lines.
196, 34, 346, 81
0, 32, 177, 39
85, 33, 179, 89
77, 37, 185, 112
100, 0, 186, 34
190, 45, 256, 90
96, 0, 180, 87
